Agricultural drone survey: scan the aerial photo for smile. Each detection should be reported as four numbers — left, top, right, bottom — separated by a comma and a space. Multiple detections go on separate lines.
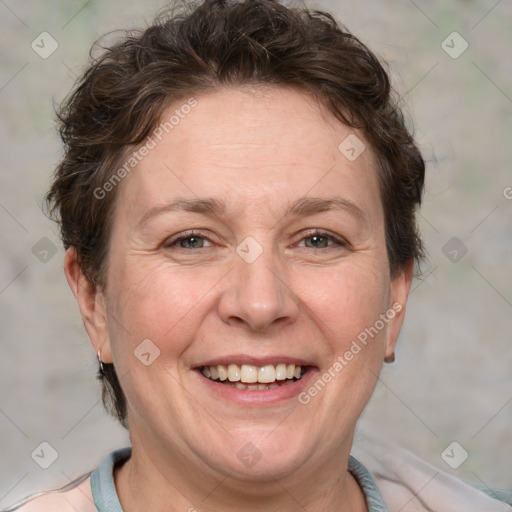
201, 363, 306, 390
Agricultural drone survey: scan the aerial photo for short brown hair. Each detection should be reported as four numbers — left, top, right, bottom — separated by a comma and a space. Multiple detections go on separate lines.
46, 0, 425, 427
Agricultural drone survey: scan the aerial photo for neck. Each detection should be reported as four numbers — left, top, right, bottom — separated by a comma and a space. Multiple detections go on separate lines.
115, 438, 368, 512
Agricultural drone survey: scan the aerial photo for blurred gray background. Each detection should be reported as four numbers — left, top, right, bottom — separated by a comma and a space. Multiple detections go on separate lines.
1, 0, 511, 507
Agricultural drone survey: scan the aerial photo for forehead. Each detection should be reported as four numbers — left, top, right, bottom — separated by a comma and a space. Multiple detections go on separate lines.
159, 86, 366, 168
115, 85, 382, 224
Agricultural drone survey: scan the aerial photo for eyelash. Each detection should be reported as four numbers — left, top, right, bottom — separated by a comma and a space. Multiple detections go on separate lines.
165, 230, 347, 250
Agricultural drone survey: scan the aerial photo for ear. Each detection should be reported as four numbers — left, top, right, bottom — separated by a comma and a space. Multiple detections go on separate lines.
64, 247, 113, 364
384, 259, 414, 360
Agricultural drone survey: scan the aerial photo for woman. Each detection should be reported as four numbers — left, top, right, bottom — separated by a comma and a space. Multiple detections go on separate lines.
5, 0, 511, 510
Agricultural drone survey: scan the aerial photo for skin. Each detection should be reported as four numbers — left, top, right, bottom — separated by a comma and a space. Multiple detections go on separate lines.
65, 86, 413, 512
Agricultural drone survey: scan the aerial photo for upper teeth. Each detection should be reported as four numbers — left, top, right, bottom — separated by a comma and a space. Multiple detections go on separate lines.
202, 364, 303, 384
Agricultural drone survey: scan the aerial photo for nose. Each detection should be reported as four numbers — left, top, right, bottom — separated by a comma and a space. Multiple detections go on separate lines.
217, 246, 299, 332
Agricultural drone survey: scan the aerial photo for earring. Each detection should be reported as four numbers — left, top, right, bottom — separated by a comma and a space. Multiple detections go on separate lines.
384, 353, 395, 364
97, 349, 106, 375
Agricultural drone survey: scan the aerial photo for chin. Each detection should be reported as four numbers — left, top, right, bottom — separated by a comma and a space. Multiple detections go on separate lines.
202, 428, 319, 482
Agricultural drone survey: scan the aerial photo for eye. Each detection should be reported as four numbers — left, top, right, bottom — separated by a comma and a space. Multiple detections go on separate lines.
164, 230, 346, 251
297, 231, 347, 249
165, 231, 214, 249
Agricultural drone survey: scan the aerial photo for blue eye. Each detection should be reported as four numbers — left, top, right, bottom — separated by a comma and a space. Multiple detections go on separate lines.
303, 234, 331, 248
167, 232, 213, 249
178, 235, 206, 249
299, 231, 346, 249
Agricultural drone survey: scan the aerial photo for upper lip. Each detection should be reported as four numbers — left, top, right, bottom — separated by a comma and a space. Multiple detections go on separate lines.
194, 355, 316, 368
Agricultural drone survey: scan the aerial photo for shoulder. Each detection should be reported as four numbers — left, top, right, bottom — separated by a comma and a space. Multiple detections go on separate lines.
7, 447, 132, 512
5, 476, 96, 512
352, 429, 512, 511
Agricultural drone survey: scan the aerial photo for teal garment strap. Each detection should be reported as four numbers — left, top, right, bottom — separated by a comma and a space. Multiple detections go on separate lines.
348, 455, 389, 512
90, 447, 131, 512
482, 488, 512, 506
90, 447, 390, 511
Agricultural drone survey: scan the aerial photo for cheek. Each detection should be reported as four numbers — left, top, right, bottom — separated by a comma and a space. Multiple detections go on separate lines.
295, 262, 392, 433
105, 257, 223, 367
299, 259, 391, 346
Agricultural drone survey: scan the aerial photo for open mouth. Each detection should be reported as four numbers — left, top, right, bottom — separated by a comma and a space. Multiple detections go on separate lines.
200, 363, 308, 390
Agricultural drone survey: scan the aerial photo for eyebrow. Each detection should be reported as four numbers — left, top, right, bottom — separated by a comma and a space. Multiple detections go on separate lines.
137, 196, 367, 227
138, 198, 226, 226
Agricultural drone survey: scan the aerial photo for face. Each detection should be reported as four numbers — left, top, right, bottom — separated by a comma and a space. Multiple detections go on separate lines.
69, 86, 411, 483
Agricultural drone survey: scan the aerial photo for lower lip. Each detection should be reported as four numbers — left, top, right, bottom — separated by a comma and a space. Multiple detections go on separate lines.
195, 368, 317, 405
